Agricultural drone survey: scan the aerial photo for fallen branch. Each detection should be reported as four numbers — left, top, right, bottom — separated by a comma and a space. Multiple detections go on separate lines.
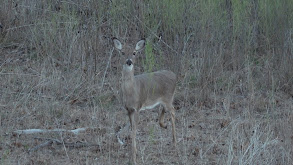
116, 123, 130, 145
28, 137, 99, 153
28, 139, 55, 153
13, 127, 96, 135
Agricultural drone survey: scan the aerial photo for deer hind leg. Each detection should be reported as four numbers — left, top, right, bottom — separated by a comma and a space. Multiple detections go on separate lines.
166, 104, 177, 146
159, 106, 168, 129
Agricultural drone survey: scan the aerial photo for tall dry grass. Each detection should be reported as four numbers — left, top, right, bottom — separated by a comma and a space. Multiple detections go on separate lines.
0, 0, 292, 164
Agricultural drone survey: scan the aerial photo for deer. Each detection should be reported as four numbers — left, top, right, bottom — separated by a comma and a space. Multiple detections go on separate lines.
112, 37, 177, 164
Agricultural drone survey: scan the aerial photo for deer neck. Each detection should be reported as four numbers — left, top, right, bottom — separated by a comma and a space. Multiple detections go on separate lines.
122, 68, 135, 91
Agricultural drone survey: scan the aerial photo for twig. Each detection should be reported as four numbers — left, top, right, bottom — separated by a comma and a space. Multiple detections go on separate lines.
59, 130, 70, 160
101, 47, 114, 89
134, 16, 179, 54
116, 123, 130, 145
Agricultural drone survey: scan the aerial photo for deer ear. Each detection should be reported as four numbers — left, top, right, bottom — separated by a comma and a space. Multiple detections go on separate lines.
135, 39, 145, 51
113, 38, 122, 50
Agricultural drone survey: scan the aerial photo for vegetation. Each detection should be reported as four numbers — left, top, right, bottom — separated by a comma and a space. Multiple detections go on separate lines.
0, 0, 292, 164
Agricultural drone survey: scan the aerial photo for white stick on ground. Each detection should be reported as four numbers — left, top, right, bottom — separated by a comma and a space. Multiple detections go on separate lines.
116, 123, 130, 145
13, 127, 95, 135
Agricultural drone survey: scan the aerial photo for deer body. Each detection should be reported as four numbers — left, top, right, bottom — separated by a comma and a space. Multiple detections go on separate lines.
122, 70, 176, 111
113, 38, 177, 165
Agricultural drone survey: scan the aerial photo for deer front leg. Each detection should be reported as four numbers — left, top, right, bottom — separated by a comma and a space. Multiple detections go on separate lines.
128, 109, 137, 165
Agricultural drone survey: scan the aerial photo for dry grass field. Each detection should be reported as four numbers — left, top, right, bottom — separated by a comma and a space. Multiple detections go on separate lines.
1, 0, 293, 164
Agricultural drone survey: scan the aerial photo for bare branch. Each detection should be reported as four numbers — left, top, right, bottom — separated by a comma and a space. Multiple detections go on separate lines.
13, 127, 96, 135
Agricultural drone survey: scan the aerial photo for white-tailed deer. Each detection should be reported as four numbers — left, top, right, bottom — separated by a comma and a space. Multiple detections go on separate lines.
113, 38, 177, 164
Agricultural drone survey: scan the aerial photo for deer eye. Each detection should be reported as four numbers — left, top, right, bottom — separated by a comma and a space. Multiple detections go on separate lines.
133, 52, 136, 55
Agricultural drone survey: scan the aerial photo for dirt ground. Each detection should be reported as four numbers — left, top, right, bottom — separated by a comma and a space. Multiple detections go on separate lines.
1, 61, 292, 165
0, 41, 292, 165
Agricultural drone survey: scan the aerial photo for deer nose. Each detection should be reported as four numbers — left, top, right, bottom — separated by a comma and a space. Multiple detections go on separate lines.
126, 59, 132, 66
